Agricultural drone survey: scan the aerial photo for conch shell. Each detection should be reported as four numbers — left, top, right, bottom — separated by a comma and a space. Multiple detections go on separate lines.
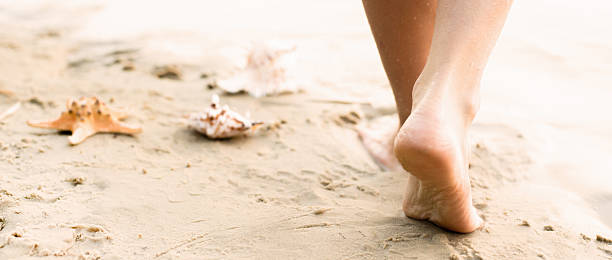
188, 94, 262, 139
217, 43, 299, 97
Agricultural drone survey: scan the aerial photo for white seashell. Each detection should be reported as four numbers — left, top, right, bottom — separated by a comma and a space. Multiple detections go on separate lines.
217, 42, 299, 98
188, 94, 262, 139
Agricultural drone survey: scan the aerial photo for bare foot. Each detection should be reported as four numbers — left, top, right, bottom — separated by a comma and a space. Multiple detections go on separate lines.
393, 77, 483, 233
356, 115, 402, 171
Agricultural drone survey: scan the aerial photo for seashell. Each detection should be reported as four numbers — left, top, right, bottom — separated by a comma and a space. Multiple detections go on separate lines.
217, 42, 299, 97
188, 94, 262, 139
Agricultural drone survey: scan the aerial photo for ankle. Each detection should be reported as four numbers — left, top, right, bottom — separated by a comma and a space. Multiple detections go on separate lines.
460, 90, 480, 122
412, 73, 481, 121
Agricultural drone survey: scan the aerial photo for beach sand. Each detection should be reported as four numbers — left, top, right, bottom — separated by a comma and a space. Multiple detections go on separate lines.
0, 0, 611, 259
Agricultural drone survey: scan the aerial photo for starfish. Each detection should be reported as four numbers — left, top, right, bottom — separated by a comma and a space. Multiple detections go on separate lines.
27, 97, 142, 145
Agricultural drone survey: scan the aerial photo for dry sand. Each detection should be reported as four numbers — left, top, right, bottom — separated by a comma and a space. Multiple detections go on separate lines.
0, 0, 611, 259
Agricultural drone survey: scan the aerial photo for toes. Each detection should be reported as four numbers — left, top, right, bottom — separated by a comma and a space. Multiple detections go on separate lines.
355, 115, 402, 171
357, 127, 401, 171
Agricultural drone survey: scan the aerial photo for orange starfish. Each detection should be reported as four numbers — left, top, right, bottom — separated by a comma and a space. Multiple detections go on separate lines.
27, 97, 142, 145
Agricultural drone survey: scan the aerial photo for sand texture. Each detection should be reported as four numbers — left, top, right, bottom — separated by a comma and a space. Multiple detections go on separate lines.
0, 0, 611, 259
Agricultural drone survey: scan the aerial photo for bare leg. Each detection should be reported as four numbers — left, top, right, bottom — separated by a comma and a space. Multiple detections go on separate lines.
365, 0, 513, 233
359, 0, 436, 170
362, 0, 436, 124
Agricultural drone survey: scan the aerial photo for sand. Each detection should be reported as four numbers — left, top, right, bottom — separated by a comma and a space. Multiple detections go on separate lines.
0, 0, 611, 259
